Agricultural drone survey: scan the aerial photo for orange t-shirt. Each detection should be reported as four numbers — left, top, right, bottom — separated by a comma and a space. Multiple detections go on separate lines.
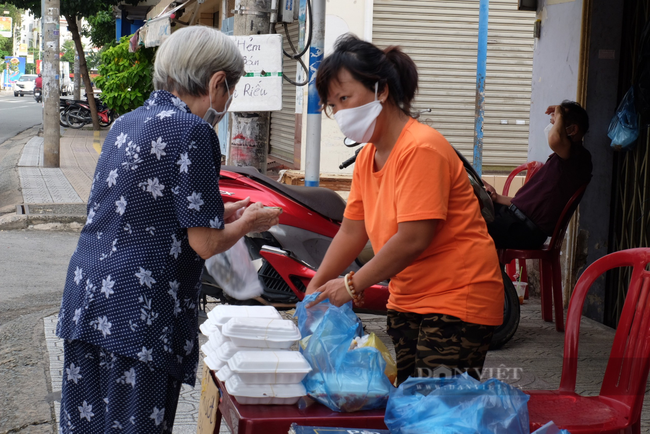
344, 118, 503, 326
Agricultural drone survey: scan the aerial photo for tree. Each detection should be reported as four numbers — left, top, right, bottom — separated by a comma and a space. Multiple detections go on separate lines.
5, 0, 144, 130
83, 6, 116, 49
95, 35, 155, 115
60, 39, 76, 64
0, 3, 22, 58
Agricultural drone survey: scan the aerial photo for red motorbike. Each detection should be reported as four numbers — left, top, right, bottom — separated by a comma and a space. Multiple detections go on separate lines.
65, 99, 115, 129
201, 157, 520, 349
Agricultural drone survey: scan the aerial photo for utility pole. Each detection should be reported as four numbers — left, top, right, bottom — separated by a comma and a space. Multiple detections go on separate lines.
304, 0, 324, 187
472, 0, 489, 177
73, 17, 81, 100
229, 0, 271, 173
43, 0, 60, 168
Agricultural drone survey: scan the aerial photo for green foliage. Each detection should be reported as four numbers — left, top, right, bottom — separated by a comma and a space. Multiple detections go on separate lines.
0, 3, 21, 57
83, 6, 116, 49
25, 62, 34, 73
60, 39, 76, 64
95, 35, 155, 115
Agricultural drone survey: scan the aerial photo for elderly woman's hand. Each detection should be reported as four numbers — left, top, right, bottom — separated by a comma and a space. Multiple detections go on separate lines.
242, 202, 282, 233
224, 197, 250, 223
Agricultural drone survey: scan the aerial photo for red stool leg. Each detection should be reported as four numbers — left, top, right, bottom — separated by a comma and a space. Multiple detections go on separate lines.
551, 254, 565, 332
539, 259, 553, 322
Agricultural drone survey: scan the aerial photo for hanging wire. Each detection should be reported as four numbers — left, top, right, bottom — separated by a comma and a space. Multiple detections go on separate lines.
273, 0, 313, 86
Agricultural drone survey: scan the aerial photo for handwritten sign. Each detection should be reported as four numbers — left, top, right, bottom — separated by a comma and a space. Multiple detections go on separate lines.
229, 34, 283, 112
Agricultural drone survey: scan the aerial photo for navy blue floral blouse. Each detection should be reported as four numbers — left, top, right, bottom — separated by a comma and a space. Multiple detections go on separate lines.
56, 90, 225, 385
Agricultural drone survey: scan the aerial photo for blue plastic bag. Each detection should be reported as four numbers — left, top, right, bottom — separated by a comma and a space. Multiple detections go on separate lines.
295, 292, 359, 337
608, 86, 640, 150
296, 293, 393, 412
384, 374, 530, 434
532, 421, 571, 434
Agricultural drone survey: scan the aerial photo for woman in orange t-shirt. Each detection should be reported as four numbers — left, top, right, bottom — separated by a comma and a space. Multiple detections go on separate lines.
305, 35, 503, 385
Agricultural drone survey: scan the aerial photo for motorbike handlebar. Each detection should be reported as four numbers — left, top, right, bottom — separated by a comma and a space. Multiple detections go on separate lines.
339, 147, 364, 170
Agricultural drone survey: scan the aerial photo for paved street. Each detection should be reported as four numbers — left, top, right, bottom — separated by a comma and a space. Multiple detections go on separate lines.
0, 229, 78, 434
0, 90, 42, 146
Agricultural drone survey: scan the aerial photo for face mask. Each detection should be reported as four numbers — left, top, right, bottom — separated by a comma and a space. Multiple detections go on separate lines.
334, 82, 383, 144
544, 123, 553, 146
203, 80, 233, 127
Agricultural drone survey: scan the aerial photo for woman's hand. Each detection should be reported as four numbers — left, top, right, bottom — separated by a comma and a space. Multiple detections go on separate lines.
306, 278, 352, 308
224, 197, 250, 223
241, 202, 282, 233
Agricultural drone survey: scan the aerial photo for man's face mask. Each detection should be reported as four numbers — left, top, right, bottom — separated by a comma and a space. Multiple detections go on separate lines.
203, 79, 233, 127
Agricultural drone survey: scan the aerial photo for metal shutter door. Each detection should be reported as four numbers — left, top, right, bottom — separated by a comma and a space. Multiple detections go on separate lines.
372, 0, 535, 167
269, 22, 300, 163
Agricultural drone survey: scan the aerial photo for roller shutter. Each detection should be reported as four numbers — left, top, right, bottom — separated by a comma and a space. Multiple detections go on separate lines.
372, 0, 536, 167
269, 22, 300, 164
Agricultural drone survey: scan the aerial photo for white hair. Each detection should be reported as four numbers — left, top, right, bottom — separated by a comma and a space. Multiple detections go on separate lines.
153, 26, 244, 97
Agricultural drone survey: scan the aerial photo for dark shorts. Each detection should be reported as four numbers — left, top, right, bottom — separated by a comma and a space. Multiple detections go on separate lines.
487, 203, 548, 250
386, 310, 494, 386
60, 339, 182, 434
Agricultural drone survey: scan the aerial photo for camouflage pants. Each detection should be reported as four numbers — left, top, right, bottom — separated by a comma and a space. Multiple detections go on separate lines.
386, 310, 495, 386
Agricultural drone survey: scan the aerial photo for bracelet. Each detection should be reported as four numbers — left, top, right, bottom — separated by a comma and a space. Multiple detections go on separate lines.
344, 272, 355, 299
344, 271, 365, 307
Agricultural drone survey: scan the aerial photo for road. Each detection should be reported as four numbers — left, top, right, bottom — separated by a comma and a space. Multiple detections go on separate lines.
0, 89, 43, 145
0, 229, 79, 434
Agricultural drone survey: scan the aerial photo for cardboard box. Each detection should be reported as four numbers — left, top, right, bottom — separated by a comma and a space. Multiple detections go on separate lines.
197, 362, 220, 434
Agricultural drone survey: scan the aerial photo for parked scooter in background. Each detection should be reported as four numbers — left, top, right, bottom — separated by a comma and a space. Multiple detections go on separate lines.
66, 99, 116, 129
201, 142, 520, 350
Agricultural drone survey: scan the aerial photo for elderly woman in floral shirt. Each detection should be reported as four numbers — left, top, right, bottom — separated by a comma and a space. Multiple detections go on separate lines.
56, 26, 280, 433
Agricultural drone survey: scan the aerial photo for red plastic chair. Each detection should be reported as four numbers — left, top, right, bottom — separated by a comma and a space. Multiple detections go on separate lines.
498, 184, 588, 332
526, 248, 650, 433
502, 161, 545, 294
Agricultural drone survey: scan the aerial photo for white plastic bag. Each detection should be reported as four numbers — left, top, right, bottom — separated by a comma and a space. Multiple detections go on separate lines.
204, 238, 263, 300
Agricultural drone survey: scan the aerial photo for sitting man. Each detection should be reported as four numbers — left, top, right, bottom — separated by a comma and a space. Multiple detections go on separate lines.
34, 73, 42, 89
484, 100, 592, 250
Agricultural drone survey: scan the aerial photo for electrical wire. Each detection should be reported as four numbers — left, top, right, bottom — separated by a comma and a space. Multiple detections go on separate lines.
273, 0, 313, 86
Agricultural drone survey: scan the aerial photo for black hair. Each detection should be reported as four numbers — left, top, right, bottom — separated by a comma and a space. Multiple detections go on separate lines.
315, 34, 418, 117
561, 100, 590, 135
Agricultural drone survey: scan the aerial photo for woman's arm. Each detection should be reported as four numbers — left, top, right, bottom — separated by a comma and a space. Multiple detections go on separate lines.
307, 219, 438, 307
188, 203, 280, 259
306, 218, 370, 293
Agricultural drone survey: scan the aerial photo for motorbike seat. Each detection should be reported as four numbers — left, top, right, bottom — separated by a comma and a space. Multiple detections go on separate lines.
222, 166, 346, 222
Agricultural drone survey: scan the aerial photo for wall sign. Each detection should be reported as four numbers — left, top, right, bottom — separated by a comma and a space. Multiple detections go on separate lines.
229, 34, 283, 112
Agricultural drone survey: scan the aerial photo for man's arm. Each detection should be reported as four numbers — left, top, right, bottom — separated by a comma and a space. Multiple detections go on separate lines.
545, 105, 573, 159
483, 179, 513, 206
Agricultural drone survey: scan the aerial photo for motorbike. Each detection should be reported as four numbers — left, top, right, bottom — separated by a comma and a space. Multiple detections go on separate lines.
33, 87, 42, 103
200, 143, 520, 350
65, 99, 115, 129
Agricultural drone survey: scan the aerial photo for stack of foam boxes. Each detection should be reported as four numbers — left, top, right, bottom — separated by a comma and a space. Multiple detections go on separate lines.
200, 305, 312, 405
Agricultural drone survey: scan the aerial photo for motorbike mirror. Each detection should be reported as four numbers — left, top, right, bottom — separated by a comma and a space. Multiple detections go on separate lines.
343, 137, 362, 148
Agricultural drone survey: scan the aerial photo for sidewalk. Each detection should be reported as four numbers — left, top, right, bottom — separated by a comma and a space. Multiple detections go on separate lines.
12, 127, 650, 432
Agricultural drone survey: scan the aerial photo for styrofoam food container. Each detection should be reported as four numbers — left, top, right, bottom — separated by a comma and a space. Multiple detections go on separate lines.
204, 354, 226, 371
228, 351, 312, 384
216, 365, 234, 382
222, 318, 301, 349
225, 374, 306, 405
200, 321, 231, 346
206, 305, 281, 330
199, 317, 219, 337
215, 341, 274, 362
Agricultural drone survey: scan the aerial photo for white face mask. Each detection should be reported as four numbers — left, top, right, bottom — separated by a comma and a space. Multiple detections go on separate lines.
334, 82, 383, 144
203, 80, 233, 127
544, 123, 553, 146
